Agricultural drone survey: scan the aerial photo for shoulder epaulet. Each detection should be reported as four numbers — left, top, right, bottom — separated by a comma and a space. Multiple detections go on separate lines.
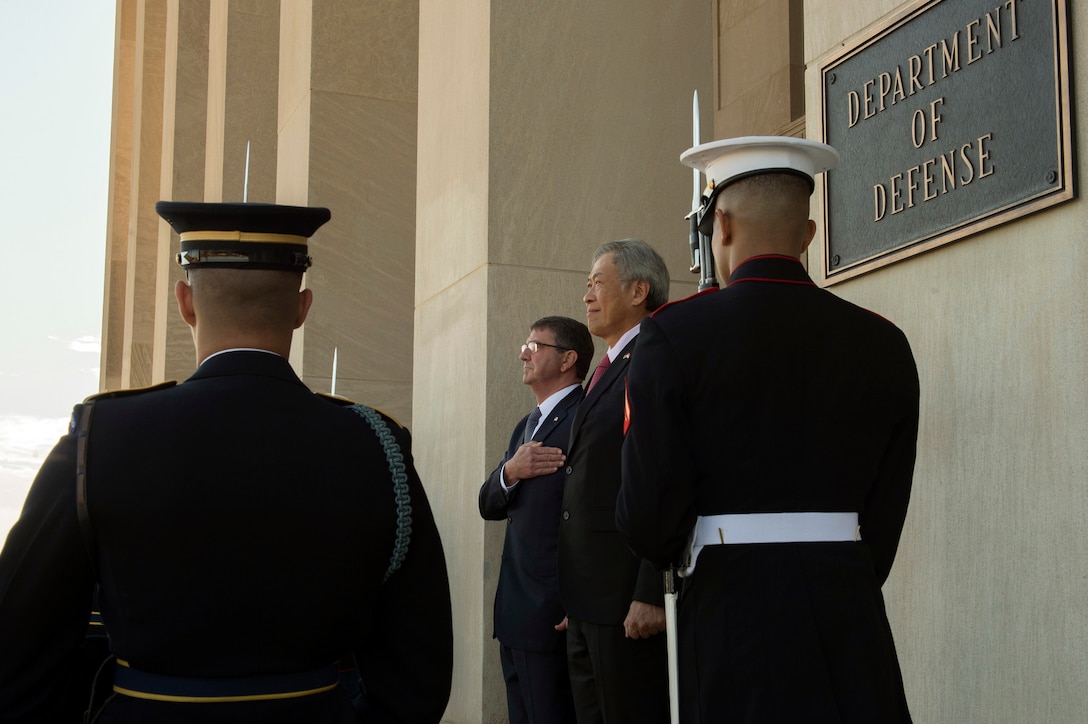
82, 381, 178, 402
316, 392, 356, 406
373, 407, 406, 429
317, 393, 406, 430
361, 405, 406, 430
651, 287, 719, 318
863, 308, 897, 327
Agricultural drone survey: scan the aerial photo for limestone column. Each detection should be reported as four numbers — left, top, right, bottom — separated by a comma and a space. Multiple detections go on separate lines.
415, 1, 712, 719
101, 0, 137, 392
123, 0, 167, 390
156, 0, 210, 383
278, 0, 419, 423
223, 0, 280, 205
105, 0, 167, 390
714, 0, 807, 138
201, 0, 279, 208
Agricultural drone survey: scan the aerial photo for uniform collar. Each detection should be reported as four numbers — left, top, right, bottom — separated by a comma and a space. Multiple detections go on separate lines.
200, 347, 281, 366
188, 349, 307, 387
727, 255, 815, 287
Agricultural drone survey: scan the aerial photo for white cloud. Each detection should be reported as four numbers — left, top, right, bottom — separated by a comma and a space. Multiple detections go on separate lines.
69, 336, 101, 354
0, 470, 32, 547
0, 414, 68, 542
0, 414, 67, 476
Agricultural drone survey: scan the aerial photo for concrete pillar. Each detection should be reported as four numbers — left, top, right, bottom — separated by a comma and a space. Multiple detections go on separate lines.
415, 2, 712, 719
224, 0, 279, 204
201, 0, 279, 207
715, 0, 806, 137
156, 0, 210, 382
101, 0, 138, 391
119, 0, 167, 389
278, 0, 419, 423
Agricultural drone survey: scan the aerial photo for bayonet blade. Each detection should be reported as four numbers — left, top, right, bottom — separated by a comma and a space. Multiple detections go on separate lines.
692, 91, 701, 210
689, 91, 702, 273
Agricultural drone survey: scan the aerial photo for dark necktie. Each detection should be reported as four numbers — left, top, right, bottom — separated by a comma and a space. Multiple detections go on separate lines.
586, 354, 611, 393
523, 406, 542, 443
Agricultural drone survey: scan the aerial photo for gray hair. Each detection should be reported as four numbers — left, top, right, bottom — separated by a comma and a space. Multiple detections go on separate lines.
592, 238, 670, 311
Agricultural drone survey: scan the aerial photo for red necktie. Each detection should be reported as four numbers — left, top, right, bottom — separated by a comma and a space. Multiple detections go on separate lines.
586, 354, 611, 393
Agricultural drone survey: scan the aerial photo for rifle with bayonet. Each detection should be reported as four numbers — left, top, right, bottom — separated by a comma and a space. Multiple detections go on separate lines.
663, 90, 719, 724
686, 90, 719, 293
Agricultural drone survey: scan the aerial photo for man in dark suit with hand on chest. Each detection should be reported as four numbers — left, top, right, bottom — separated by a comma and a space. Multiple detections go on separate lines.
480, 316, 593, 724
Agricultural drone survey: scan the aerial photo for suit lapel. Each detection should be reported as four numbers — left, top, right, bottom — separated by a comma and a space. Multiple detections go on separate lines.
533, 386, 582, 443
570, 337, 637, 446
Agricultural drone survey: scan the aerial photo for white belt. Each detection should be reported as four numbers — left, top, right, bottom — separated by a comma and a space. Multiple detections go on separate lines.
681, 512, 860, 576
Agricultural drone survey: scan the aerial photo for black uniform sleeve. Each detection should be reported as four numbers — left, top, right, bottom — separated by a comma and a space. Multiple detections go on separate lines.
618, 316, 699, 570
0, 426, 96, 722
861, 337, 920, 586
353, 424, 453, 723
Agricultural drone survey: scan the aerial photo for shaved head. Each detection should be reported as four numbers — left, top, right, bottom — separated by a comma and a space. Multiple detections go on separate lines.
716, 173, 812, 248
187, 269, 304, 334
710, 172, 818, 279
176, 268, 313, 361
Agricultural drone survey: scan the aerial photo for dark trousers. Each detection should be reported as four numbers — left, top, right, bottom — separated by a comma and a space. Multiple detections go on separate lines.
565, 617, 670, 724
500, 644, 577, 724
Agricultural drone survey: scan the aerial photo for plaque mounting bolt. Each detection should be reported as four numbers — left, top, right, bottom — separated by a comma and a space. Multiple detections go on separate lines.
831, 255, 841, 267
1046, 170, 1058, 184
828, 73, 837, 85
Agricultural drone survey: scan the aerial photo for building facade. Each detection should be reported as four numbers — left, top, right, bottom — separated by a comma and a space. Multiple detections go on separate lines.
101, 1, 1086, 721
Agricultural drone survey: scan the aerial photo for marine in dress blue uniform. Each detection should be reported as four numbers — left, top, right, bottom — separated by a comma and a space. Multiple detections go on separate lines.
479, 316, 593, 724
617, 138, 919, 723
0, 202, 454, 723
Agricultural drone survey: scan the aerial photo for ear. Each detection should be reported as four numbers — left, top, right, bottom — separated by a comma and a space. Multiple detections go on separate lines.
175, 279, 196, 328
560, 349, 577, 374
629, 278, 650, 307
717, 208, 733, 247
295, 288, 314, 329
713, 210, 734, 281
800, 219, 817, 254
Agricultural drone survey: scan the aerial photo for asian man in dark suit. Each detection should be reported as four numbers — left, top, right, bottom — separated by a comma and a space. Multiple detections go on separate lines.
480, 316, 594, 724
558, 239, 672, 723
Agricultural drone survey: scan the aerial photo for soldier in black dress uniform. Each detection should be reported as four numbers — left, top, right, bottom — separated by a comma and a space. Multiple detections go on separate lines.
617, 137, 919, 723
0, 201, 453, 723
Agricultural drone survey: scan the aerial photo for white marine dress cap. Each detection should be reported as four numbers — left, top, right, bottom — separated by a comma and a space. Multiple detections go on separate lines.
681, 136, 839, 234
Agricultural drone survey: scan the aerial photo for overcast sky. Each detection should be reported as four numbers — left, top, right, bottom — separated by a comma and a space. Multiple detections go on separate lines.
0, 1, 114, 539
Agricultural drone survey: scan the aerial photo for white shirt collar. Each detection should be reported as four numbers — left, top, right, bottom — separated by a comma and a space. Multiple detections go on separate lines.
199, 348, 281, 366
606, 322, 642, 361
528, 383, 582, 438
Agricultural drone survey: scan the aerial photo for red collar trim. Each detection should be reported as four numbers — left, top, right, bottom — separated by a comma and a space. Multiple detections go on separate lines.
729, 276, 816, 287
727, 255, 815, 287
650, 286, 719, 317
